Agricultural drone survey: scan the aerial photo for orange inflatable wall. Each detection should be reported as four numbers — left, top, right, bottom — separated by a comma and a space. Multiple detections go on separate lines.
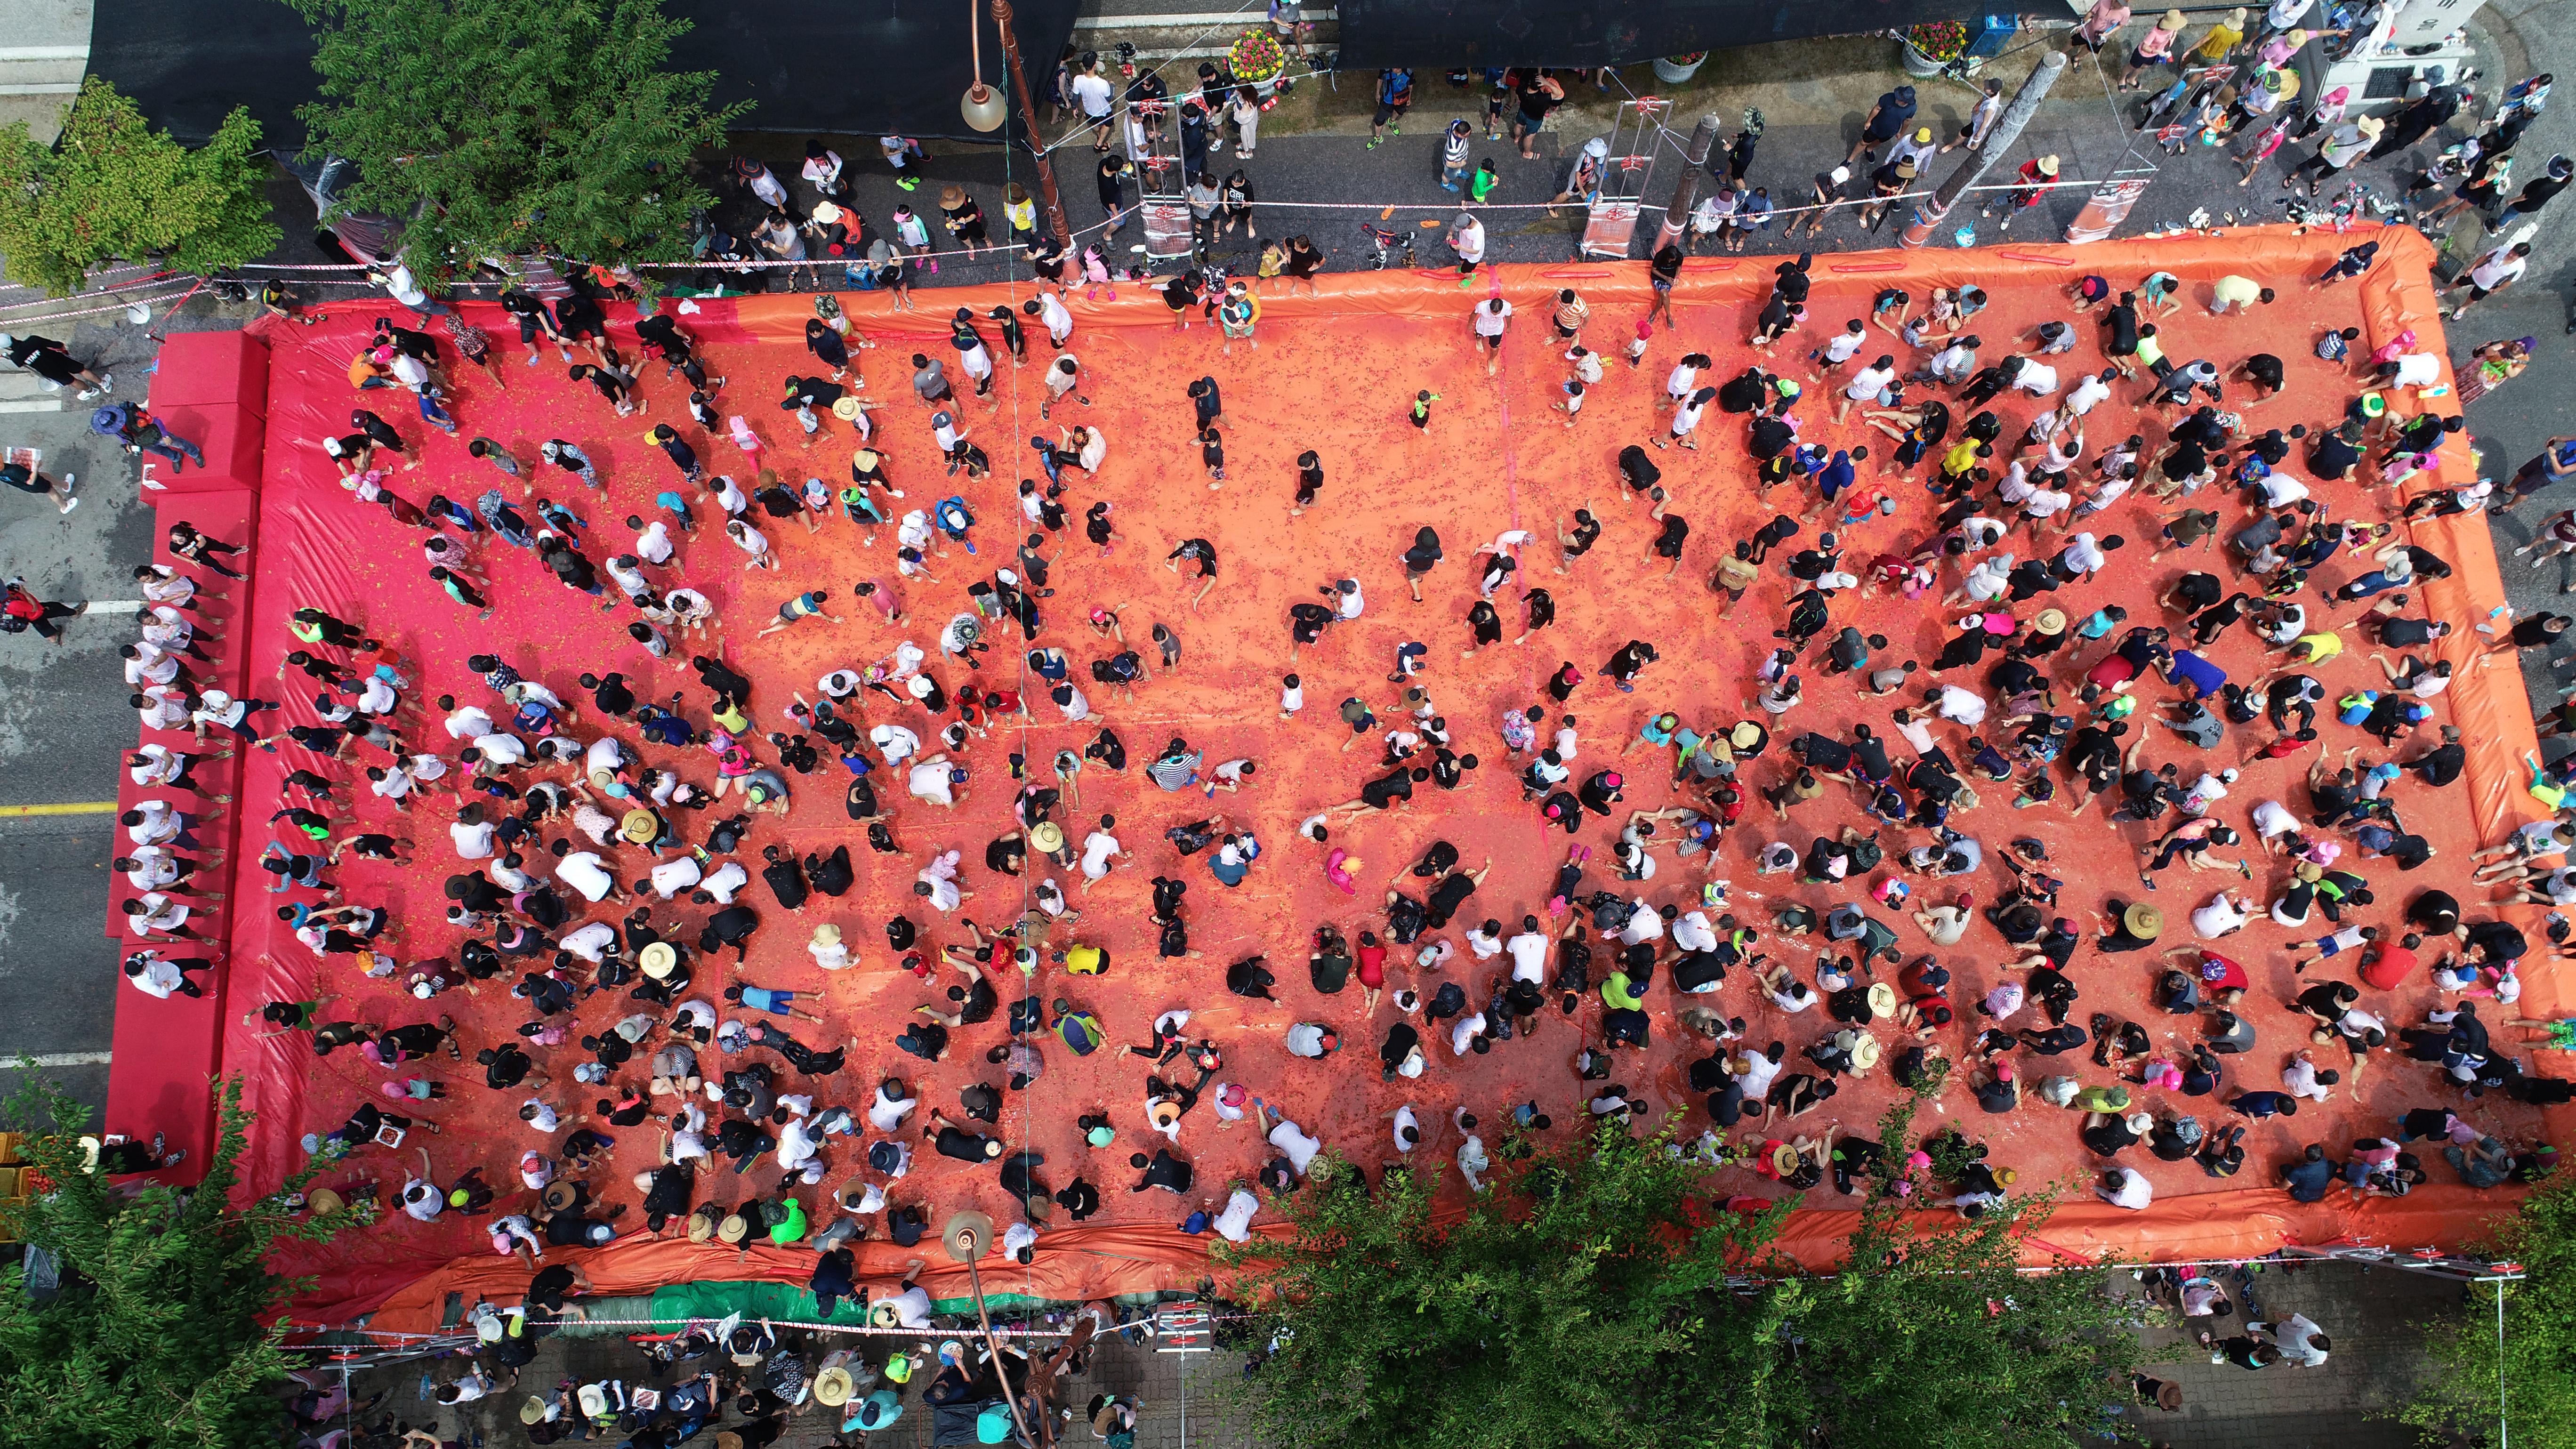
290, 227, 2552, 1336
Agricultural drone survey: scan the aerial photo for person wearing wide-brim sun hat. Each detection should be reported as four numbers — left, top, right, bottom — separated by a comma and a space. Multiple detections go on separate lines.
2191, 7, 2248, 63
1992, 155, 2061, 231
938, 185, 992, 258
809, 921, 852, 971
2119, 9, 2190, 89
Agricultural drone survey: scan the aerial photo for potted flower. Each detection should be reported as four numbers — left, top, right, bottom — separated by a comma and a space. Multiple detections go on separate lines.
1652, 51, 1709, 83
1901, 21, 1968, 76
1229, 30, 1289, 97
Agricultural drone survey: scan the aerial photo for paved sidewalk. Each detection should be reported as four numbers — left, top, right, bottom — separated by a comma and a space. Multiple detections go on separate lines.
2114, 1260, 2467, 1449
334, 1260, 2486, 1448
347, 1314, 1261, 1449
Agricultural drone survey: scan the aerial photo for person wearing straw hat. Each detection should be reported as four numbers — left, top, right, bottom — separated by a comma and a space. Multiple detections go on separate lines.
1991, 156, 2059, 231
2119, 9, 2188, 88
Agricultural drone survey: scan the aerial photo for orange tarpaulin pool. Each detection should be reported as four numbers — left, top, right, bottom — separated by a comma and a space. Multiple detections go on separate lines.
123, 227, 2555, 1335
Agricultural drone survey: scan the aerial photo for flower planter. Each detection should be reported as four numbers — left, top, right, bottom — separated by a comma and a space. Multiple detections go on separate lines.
1651, 53, 1707, 84
1900, 39, 1948, 76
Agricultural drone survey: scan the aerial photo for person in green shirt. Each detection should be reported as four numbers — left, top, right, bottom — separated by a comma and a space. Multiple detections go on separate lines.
1410, 390, 1441, 429
1467, 158, 1501, 204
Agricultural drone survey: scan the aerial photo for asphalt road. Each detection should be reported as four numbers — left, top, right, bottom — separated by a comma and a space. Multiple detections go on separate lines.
0, 307, 221, 1116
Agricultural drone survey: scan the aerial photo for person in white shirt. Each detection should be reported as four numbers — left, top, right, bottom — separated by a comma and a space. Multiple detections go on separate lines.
1263, 1106, 1322, 1175
2097, 1167, 2153, 1209
123, 950, 193, 998
2057, 532, 2110, 580
449, 809, 497, 860
2257, 1312, 2330, 1367
908, 755, 959, 806
2281, 1050, 2334, 1102
870, 723, 920, 765
2019, 482, 2073, 523
2180, 768, 2235, 815
809, 924, 852, 970
647, 856, 702, 899
1936, 684, 1988, 726
1080, 822, 1126, 886
1470, 297, 1513, 376
1672, 910, 1721, 953
1071, 63, 1117, 139
915, 849, 966, 911
474, 733, 528, 767
2446, 241, 2531, 317
134, 688, 190, 732
1505, 920, 1551, 982
1390, 1104, 1422, 1151
122, 641, 181, 688
1735, 1043, 1784, 1097
1664, 355, 1701, 405
2191, 890, 2250, 937
776, 1117, 822, 1180
1956, 553, 2014, 604
697, 860, 749, 905
1449, 1010, 1488, 1056
2012, 358, 2060, 395
1837, 357, 1898, 422
443, 704, 493, 741
1662, 387, 1710, 449
2065, 367, 2114, 417
1457, 1130, 1490, 1193
1618, 899, 1666, 947
556, 850, 620, 903
561, 921, 619, 964
868, 1079, 918, 1133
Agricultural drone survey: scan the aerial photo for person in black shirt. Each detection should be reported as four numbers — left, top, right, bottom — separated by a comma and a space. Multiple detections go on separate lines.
2308, 423, 2364, 480
759, 846, 808, 910
700, 904, 759, 959
1128, 1147, 1193, 1192
1423, 860, 1490, 928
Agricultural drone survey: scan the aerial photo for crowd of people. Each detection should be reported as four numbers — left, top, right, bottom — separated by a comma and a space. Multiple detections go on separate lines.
43, 19, 2565, 1441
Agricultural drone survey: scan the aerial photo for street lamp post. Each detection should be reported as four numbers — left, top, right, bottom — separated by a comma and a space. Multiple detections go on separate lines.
1898, 50, 2066, 249
986, 0, 1074, 244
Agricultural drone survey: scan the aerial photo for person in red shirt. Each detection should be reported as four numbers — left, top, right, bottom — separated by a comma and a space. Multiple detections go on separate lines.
2359, 931, 2421, 990
2167, 946, 2250, 1005
1355, 931, 1389, 1015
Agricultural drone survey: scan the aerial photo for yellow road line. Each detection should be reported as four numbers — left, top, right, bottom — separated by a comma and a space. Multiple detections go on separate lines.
0, 800, 121, 818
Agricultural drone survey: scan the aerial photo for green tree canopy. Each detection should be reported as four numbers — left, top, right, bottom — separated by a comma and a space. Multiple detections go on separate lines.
2402, 1175, 2576, 1449
0, 77, 279, 297
0, 1071, 360, 1449
1220, 1101, 2161, 1449
287, 0, 747, 288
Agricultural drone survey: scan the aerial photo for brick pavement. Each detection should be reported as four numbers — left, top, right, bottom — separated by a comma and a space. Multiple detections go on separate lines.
356, 1313, 1261, 1449
2108, 1261, 2470, 1449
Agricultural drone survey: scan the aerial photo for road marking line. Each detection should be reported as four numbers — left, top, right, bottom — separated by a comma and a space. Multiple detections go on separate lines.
7, 1052, 113, 1067
0, 47, 92, 61
0, 399, 65, 415
86, 600, 144, 615
0, 801, 121, 817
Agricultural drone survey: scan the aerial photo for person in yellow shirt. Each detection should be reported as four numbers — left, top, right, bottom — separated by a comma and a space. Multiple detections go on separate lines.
2191, 6, 2246, 62
2286, 630, 2343, 665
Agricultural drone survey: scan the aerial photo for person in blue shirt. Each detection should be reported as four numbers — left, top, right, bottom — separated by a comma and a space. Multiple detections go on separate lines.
2278, 1143, 2334, 1201
1368, 69, 1413, 149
